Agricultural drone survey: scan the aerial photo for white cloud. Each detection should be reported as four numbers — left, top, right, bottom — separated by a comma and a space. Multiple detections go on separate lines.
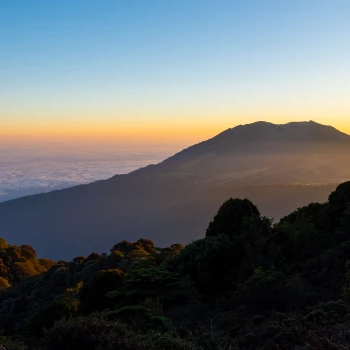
0, 147, 171, 202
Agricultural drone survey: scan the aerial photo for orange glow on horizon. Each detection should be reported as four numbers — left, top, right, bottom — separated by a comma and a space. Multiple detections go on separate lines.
2, 119, 350, 147
0, 123, 225, 147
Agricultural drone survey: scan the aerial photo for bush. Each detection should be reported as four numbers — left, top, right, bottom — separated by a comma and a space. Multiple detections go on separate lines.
0, 238, 8, 249
104, 305, 176, 333
234, 268, 286, 310
44, 316, 127, 350
80, 269, 125, 312
124, 267, 190, 306
72, 256, 86, 264
0, 332, 27, 350
175, 234, 234, 293
86, 253, 100, 261
25, 302, 71, 336
20, 245, 36, 261
39, 258, 56, 270
0, 276, 10, 289
11, 261, 38, 280
44, 316, 199, 350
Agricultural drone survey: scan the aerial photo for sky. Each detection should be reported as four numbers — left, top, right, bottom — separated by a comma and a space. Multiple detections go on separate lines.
1, 0, 350, 146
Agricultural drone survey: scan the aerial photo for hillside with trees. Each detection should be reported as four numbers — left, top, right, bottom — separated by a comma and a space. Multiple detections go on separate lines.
2, 181, 350, 349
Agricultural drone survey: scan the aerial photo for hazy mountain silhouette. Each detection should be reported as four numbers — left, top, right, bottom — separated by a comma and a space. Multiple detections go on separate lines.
131, 120, 350, 185
1, 121, 349, 259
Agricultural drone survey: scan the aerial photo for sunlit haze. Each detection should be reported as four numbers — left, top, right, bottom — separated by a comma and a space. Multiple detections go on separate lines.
1, 0, 350, 145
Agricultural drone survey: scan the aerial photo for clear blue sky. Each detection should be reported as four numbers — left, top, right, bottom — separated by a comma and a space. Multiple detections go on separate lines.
1, 0, 350, 143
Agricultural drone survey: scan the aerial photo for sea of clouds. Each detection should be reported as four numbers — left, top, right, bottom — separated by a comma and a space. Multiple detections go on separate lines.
0, 144, 174, 202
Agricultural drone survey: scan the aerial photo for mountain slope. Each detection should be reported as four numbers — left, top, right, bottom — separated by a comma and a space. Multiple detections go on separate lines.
0, 121, 349, 259
131, 121, 350, 185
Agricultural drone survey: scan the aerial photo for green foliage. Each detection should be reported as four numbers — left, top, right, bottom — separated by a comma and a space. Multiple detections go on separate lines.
124, 267, 189, 304
104, 305, 152, 321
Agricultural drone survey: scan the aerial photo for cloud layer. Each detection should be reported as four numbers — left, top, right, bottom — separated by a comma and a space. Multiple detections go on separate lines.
0, 146, 172, 202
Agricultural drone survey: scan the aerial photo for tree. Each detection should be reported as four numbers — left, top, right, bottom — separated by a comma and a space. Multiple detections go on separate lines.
80, 269, 125, 312
21, 244, 37, 260
0, 276, 10, 289
206, 198, 260, 239
124, 268, 189, 306
176, 235, 233, 293
324, 181, 350, 230
0, 238, 8, 249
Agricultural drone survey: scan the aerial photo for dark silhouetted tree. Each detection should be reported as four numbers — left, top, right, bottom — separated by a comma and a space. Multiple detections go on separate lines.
206, 198, 260, 239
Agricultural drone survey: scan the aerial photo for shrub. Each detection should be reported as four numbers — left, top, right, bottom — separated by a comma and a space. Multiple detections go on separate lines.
86, 253, 101, 262
0, 276, 10, 289
72, 256, 86, 264
11, 261, 38, 280
44, 315, 199, 350
125, 267, 190, 306
0, 332, 27, 350
80, 269, 125, 312
175, 234, 233, 293
234, 268, 286, 310
0, 238, 8, 249
44, 316, 127, 350
105, 251, 124, 269
20, 245, 36, 260
39, 258, 56, 270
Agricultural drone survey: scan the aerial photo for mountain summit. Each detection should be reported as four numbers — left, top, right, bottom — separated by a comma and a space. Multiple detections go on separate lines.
133, 121, 350, 186
1, 121, 349, 259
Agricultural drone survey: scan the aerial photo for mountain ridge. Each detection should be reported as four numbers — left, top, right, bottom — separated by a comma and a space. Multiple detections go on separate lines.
129, 121, 350, 186
1, 121, 349, 259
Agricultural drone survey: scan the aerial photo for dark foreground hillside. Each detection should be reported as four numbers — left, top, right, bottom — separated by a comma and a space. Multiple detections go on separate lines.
2, 182, 350, 349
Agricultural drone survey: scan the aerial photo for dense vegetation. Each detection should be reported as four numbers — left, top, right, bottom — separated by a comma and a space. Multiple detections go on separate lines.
2, 182, 350, 349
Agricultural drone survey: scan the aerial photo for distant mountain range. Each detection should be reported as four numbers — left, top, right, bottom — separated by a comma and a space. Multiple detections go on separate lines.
1, 121, 349, 259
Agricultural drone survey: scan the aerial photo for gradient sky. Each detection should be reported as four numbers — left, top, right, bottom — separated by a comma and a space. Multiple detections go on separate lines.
1, 0, 350, 145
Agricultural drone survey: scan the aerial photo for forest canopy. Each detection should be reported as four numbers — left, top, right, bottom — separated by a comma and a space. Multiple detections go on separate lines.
1, 182, 350, 349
